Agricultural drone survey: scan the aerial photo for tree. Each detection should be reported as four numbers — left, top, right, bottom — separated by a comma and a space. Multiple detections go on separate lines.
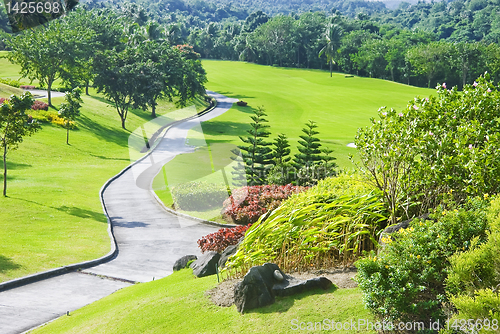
271, 133, 291, 165
231, 107, 273, 186
293, 120, 324, 168
6, 18, 92, 106
93, 48, 143, 129
58, 87, 83, 144
0, 93, 40, 197
406, 41, 451, 88
319, 23, 342, 77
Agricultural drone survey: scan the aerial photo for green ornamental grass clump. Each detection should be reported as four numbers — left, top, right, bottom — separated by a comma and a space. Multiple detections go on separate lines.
225, 174, 388, 276
355, 197, 491, 331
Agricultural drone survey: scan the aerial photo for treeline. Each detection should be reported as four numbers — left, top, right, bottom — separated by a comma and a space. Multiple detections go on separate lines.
3, 8, 207, 129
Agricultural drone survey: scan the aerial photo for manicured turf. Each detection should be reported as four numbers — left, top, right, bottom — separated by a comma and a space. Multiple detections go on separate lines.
32, 268, 376, 334
0, 54, 209, 281
0, 82, 24, 97
201, 60, 433, 169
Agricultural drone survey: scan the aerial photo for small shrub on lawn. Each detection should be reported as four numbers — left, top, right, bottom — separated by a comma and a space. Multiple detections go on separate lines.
221, 184, 307, 224
0, 97, 7, 104
20, 85, 35, 90
197, 224, 252, 253
30, 109, 76, 128
225, 174, 387, 276
355, 197, 491, 331
0, 78, 22, 87
171, 181, 228, 211
31, 100, 49, 111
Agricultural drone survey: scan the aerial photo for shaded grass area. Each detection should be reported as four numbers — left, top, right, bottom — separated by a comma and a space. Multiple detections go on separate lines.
201, 60, 434, 169
0, 63, 209, 281
33, 269, 375, 334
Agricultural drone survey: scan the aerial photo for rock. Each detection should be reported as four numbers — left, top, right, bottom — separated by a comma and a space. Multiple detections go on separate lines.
273, 276, 334, 297
234, 263, 333, 313
382, 213, 431, 235
234, 263, 283, 313
218, 244, 238, 269
273, 270, 284, 282
173, 255, 197, 271
190, 251, 221, 278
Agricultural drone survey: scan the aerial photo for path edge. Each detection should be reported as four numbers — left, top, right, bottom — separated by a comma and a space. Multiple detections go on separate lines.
0, 95, 217, 293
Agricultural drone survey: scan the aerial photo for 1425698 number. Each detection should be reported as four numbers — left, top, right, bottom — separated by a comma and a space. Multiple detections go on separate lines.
6, 1, 61, 14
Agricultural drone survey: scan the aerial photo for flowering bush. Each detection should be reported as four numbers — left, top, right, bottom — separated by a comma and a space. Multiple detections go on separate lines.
355, 74, 500, 223
221, 184, 307, 224
355, 198, 490, 330
0, 97, 7, 104
31, 100, 49, 111
20, 85, 35, 90
171, 181, 228, 211
197, 224, 251, 253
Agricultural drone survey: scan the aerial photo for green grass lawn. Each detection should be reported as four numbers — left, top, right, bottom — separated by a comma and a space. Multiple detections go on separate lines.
0, 57, 209, 281
32, 268, 376, 334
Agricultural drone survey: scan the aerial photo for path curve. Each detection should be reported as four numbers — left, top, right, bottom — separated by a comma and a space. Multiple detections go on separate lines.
0, 91, 238, 334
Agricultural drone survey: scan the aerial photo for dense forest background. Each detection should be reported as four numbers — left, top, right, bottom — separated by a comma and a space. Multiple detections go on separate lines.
2, 0, 500, 88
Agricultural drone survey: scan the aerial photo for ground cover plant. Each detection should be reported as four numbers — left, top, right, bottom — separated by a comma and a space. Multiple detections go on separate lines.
221, 184, 307, 224
200, 60, 433, 169
31, 268, 376, 334
355, 197, 493, 332
225, 174, 388, 275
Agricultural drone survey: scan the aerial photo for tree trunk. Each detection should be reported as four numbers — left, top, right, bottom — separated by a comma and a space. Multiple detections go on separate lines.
121, 117, 126, 130
3, 143, 7, 197
151, 101, 157, 118
330, 61, 333, 77
66, 126, 69, 145
47, 80, 53, 106
85, 81, 90, 96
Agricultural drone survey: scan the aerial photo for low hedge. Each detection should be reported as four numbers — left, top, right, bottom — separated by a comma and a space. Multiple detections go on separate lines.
171, 181, 229, 211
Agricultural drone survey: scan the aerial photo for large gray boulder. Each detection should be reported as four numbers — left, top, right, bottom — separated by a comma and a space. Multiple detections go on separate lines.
173, 255, 197, 271
190, 251, 221, 278
218, 244, 238, 269
234, 263, 333, 313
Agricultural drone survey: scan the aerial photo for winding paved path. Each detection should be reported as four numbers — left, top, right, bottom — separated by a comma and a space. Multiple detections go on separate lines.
0, 92, 238, 334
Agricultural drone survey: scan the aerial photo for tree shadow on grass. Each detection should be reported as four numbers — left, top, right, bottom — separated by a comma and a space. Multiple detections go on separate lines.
199, 121, 249, 138
78, 114, 130, 148
245, 286, 336, 314
0, 162, 32, 170
0, 255, 22, 273
89, 95, 152, 123
56, 206, 107, 223
214, 91, 255, 100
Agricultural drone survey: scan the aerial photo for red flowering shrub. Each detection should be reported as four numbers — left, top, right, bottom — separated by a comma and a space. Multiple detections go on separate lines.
31, 100, 49, 111
0, 97, 7, 104
197, 224, 251, 253
221, 184, 307, 224
20, 85, 35, 90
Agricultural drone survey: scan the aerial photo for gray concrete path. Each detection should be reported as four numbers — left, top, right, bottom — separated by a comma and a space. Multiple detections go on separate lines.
0, 91, 237, 334
23, 89, 66, 99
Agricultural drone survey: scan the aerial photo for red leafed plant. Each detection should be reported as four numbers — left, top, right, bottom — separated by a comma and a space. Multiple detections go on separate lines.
0, 97, 7, 104
221, 184, 307, 225
197, 224, 252, 253
31, 100, 49, 111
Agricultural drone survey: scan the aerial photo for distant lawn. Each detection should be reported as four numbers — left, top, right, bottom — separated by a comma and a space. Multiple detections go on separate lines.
0, 82, 24, 97
0, 70, 208, 282
32, 268, 376, 334
201, 60, 433, 169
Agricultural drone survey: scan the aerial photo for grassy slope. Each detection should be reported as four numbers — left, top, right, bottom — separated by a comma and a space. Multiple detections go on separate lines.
33, 269, 376, 334
0, 58, 209, 282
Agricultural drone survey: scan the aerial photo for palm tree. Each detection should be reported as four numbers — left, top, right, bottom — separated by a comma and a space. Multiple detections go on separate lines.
318, 23, 342, 77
